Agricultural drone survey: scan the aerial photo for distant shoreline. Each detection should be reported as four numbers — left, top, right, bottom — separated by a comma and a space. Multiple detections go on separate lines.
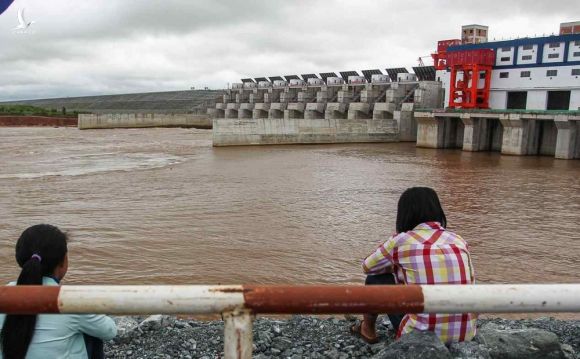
0, 115, 77, 127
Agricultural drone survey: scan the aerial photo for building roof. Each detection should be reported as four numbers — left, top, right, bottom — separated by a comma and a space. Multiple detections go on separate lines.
462, 24, 488, 28
448, 33, 580, 52
561, 21, 580, 26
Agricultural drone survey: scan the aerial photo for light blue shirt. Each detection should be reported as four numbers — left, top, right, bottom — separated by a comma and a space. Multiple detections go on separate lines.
0, 277, 117, 359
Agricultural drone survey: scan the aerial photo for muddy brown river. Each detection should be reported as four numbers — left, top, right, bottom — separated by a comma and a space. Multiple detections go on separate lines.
1, 127, 579, 293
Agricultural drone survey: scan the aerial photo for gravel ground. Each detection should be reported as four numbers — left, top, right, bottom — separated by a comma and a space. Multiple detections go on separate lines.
105, 316, 580, 358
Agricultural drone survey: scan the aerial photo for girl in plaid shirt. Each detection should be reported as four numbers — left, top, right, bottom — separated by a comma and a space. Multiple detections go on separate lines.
352, 187, 476, 344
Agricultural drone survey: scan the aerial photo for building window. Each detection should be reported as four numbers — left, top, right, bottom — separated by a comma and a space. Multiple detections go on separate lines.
522, 45, 534, 50
549, 43, 561, 48
479, 72, 486, 79
572, 69, 580, 76
499, 72, 509, 78
501, 47, 511, 52
573, 52, 580, 57
521, 55, 533, 60
548, 53, 560, 59
546, 70, 557, 77
520, 71, 531, 78
575, 41, 580, 46
500, 57, 511, 62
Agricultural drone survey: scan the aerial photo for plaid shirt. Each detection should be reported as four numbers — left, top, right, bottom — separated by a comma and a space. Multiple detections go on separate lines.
363, 222, 476, 343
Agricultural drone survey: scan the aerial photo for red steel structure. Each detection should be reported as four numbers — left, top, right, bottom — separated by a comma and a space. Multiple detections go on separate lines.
431, 39, 462, 70
446, 49, 495, 109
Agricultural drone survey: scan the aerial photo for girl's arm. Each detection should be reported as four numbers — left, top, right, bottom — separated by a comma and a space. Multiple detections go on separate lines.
362, 237, 396, 274
77, 314, 118, 340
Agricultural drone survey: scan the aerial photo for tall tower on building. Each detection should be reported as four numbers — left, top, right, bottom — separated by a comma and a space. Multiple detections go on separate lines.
461, 24, 489, 44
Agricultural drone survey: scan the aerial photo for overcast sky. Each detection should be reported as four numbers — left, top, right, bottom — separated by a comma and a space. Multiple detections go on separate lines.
0, 0, 578, 101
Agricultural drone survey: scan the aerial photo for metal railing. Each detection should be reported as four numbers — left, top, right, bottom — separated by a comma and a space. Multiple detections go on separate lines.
1, 284, 579, 359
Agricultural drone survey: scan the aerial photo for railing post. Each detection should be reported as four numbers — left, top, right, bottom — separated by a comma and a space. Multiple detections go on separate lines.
223, 309, 253, 359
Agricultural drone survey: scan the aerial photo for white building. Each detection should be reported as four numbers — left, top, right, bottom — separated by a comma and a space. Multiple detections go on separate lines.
437, 25, 580, 111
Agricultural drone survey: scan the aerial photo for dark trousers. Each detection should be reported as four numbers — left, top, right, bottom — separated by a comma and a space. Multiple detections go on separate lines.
365, 273, 405, 332
84, 335, 104, 359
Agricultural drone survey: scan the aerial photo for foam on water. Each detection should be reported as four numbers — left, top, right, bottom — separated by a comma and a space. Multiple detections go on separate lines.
0, 152, 185, 179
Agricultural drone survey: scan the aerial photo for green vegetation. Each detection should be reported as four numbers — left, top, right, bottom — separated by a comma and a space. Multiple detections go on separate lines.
0, 104, 85, 117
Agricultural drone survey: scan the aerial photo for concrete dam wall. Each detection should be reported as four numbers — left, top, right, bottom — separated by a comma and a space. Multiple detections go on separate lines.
78, 113, 212, 130
213, 117, 398, 146
211, 77, 444, 146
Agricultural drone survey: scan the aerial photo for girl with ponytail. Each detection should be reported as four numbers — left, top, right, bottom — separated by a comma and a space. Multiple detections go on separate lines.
0, 224, 117, 359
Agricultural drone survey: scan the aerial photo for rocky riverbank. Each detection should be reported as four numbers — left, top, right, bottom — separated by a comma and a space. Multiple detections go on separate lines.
105, 316, 579, 358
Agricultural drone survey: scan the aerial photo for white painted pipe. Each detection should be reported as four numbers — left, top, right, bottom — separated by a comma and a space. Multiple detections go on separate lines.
59, 285, 245, 314
1, 284, 579, 315
422, 284, 580, 313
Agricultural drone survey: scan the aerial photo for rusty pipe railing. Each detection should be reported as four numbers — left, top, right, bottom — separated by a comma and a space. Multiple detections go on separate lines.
1, 284, 579, 359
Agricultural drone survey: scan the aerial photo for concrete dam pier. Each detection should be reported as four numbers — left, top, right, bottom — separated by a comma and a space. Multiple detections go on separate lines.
211, 73, 444, 146
415, 111, 580, 160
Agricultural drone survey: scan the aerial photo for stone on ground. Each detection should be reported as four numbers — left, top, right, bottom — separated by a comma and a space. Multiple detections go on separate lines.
373, 331, 451, 359
449, 341, 492, 359
474, 322, 565, 359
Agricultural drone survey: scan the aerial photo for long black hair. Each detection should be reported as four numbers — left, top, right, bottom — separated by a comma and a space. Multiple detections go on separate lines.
1, 224, 68, 359
396, 187, 447, 233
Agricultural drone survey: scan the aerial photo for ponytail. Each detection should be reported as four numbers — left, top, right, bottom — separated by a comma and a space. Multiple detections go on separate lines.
1, 257, 43, 359
1, 225, 68, 359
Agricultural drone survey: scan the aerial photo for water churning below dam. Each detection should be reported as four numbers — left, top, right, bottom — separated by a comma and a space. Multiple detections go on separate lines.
0, 127, 578, 288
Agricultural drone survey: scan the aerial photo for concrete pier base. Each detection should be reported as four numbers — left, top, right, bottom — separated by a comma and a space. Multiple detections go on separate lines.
238, 103, 254, 119
555, 117, 579, 159
372, 103, 396, 120
305, 103, 326, 120
268, 103, 287, 119
252, 103, 270, 119
395, 110, 417, 142
285, 103, 306, 119
415, 114, 463, 149
348, 103, 372, 120
325, 103, 348, 120
225, 103, 240, 119
461, 115, 503, 152
215, 103, 226, 119
499, 115, 534, 155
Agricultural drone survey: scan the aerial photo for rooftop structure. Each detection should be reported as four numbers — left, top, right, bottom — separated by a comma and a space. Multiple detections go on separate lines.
461, 24, 489, 44
560, 21, 580, 35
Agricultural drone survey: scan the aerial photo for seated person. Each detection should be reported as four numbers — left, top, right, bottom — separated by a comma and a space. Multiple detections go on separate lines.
0, 224, 117, 359
352, 187, 476, 344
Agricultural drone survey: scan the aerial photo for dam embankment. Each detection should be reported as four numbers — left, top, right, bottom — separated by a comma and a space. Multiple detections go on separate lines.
78, 113, 212, 130
0, 115, 77, 127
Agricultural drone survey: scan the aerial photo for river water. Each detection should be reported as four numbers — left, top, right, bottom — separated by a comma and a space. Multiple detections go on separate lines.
1, 127, 579, 290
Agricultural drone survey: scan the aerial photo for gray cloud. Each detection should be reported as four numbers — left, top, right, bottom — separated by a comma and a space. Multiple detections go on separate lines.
0, 0, 578, 100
